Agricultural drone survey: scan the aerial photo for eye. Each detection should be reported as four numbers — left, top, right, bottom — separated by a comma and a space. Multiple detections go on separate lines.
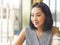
37, 15, 41, 16
31, 15, 34, 17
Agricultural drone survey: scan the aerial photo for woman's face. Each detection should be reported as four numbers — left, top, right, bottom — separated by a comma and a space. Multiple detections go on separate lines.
31, 7, 45, 28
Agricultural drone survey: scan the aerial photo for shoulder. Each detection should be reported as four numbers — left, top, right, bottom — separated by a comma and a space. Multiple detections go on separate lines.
14, 28, 26, 45
52, 26, 58, 40
51, 26, 58, 45
20, 26, 31, 35
18, 27, 26, 39
52, 26, 58, 36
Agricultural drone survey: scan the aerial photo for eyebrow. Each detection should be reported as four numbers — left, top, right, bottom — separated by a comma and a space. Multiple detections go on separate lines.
36, 12, 41, 14
31, 12, 41, 15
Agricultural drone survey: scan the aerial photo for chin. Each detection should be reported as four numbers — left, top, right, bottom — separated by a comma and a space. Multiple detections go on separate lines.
34, 24, 42, 28
34, 25, 39, 28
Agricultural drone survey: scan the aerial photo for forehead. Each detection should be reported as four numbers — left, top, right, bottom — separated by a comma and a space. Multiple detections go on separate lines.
31, 7, 42, 14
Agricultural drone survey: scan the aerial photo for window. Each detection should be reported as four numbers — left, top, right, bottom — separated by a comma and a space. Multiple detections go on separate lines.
0, 0, 22, 45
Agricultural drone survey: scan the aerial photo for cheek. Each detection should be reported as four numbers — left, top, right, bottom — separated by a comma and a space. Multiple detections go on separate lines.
39, 16, 45, 24
31, 17, 33, 23
41, 19, 45, 24
31, 17, 35, 24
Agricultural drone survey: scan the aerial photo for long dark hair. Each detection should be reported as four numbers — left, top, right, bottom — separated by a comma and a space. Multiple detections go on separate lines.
29, 2, 53, 31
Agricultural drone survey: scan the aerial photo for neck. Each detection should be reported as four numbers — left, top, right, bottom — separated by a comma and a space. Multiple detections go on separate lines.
36, 26, 43, 32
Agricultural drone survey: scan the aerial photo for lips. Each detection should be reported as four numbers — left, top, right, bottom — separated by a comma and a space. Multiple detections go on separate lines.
34, 22, 39, 25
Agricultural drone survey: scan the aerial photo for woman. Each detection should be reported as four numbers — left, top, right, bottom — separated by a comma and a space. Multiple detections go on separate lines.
15, 2, 57, 45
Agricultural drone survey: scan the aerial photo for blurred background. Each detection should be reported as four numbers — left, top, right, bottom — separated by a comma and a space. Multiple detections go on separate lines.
0, 0, 60, 45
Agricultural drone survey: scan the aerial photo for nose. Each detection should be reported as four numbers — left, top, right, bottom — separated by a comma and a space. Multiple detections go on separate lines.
34, 15, 37, 21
